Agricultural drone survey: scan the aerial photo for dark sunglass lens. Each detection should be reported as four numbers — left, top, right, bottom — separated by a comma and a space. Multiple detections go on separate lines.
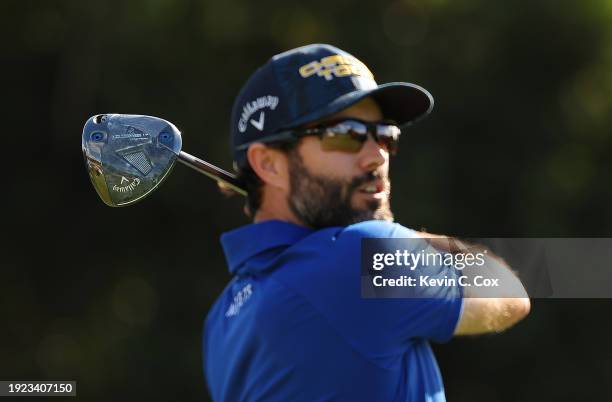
319, 120, 400, 154
332, 121, 367, 137
320, 120, 368, 152
320, 132, 362, 152
376, 125, 401, 155
377, 124, 401, 138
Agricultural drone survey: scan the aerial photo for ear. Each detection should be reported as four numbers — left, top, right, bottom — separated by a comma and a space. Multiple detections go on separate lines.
247, 143, 290, 191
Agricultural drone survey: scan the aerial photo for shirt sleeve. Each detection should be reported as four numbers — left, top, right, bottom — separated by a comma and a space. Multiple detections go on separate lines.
273, 221, 464, 368
342, 222, 464, 344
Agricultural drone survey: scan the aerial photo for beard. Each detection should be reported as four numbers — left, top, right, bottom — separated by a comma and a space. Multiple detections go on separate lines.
286, 151, 394, 229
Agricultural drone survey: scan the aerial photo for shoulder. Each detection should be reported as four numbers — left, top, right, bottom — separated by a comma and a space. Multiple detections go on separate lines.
334, 220, 419, 240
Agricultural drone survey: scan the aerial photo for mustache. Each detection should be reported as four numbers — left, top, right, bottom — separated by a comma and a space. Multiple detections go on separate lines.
347, 170, 389, 192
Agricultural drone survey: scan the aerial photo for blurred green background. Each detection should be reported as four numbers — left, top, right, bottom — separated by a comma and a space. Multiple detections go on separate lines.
2, 0, 612, 400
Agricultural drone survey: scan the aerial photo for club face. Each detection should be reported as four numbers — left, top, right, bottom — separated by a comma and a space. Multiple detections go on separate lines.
82, 114, 182, 207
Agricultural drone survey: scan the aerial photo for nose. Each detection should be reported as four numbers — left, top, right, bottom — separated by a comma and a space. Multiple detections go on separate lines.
357, 136, 388, 172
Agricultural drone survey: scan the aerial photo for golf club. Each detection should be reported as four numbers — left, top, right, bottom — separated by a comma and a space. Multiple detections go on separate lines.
82, 114, 246, 207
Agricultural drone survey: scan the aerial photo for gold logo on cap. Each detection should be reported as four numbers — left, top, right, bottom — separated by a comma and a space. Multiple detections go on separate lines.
299, 55, 374, 81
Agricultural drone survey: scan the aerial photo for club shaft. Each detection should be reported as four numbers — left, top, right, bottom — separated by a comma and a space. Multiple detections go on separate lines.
177, 151, 247, 196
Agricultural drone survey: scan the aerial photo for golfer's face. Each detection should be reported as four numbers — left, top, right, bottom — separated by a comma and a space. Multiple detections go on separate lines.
297, 98, 391, 212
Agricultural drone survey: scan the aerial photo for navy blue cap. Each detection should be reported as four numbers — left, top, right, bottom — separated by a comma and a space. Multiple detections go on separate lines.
230, 44, 433, 168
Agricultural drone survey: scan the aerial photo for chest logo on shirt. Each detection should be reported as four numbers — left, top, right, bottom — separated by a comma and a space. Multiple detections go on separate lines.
225, 283, 253, 318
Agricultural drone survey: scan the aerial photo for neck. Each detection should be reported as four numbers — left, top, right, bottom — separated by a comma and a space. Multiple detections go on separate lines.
253, 206, 305, 226
253, 184, 309, 226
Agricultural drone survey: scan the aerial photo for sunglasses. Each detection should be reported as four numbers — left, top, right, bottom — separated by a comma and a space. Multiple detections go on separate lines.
237, 119, 402, 155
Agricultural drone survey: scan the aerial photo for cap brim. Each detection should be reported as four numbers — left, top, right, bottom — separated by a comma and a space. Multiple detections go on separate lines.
286, 82, 434, 128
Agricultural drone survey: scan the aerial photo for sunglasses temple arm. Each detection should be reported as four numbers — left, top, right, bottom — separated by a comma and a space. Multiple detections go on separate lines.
235, 130, 311, 151
177, 151, 247, 196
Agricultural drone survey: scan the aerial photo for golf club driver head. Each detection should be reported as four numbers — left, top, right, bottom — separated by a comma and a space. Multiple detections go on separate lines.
82, 114, 181, 207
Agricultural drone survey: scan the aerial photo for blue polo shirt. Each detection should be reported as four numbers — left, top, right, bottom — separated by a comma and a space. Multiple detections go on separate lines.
204, 220, 463, 402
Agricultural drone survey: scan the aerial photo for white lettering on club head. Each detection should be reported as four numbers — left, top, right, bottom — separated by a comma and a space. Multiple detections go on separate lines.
112, 177, 141, 193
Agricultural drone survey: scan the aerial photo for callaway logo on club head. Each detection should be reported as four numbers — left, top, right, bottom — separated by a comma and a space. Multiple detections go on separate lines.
238, 95, 279, 133
112, 177, 141, 193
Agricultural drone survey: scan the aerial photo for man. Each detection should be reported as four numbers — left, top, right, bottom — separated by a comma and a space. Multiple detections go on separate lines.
203, 44, 530, 402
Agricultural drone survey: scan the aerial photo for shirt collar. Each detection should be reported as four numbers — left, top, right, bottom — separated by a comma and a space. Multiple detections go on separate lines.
220, 220, 314, 275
